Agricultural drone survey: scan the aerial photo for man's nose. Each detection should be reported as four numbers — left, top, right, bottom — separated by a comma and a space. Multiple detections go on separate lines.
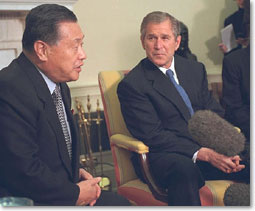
155, 38, 163, 49
79, 47, 87, 60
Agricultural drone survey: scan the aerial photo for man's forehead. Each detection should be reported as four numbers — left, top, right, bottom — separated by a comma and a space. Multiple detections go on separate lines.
146, 22, 172, 31
148, 19, 172, 27
58, 22, 84, 41
74, 35, 84, 42
146, 31, 171, 36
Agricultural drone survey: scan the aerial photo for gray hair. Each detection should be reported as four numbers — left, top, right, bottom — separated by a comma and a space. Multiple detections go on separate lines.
140, 11, 180, 40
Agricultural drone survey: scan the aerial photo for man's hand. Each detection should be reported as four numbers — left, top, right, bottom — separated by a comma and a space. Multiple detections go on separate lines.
76, 168, 102, 206
76, 177, 102, 206
236, 37, 249, 47
79, 168, 93, 180
197, 147, 245, 173
218, 43, 228, 54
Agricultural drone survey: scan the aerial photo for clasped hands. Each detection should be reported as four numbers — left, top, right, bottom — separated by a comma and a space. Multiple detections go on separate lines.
197, 147, 245, 174
76, 168, 101, 206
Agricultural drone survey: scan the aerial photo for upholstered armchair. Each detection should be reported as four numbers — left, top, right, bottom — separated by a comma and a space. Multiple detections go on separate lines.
98, 70, 234, 206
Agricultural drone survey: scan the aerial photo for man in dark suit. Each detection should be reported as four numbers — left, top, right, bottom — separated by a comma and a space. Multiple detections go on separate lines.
117, 11, 248, 206
222, 0, 250, 164
0, 4, 129, 206
222, 46, 250, 141
218, 0, 249, 54
222, 0, 250, 142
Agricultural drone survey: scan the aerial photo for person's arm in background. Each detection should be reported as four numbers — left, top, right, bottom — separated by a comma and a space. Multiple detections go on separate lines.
222, 53, 250, 138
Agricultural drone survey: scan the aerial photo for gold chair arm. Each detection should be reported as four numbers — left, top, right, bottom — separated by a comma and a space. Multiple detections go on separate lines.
111, 134, 168, 202
110, 134, 149, 154
234, 126, 241, 133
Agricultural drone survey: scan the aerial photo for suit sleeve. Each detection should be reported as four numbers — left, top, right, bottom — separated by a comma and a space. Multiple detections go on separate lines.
0, 84, 79, 205
117, 80, 200, 158
222, 56, 249, 137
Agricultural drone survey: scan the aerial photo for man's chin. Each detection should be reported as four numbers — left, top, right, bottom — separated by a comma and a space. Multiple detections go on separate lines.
149, 56, 172, 68
71, 74, 80, 82
64, 74, 80, 83
149, 57, 165, 65
151, 60, 167, 68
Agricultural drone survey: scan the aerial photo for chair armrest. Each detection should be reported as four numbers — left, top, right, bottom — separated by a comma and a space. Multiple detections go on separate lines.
110, 134, 149, 154
234, 126, 241, 133
111, 133, 168, 202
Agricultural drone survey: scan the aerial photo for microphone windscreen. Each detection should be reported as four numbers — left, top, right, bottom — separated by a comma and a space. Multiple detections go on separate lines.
223, 183, 250, 206
188, 110, 245, 156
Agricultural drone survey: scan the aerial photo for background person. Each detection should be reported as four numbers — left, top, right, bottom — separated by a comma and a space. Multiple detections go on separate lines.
222, 0, 250, 162
218, 0, 248, 54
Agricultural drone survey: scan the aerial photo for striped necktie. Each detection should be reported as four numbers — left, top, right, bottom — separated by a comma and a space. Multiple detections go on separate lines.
52, 84, 72, 159
166, 69, 194, 116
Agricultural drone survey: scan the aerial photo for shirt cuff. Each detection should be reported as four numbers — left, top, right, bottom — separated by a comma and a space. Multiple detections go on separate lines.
192, 150, 199, 163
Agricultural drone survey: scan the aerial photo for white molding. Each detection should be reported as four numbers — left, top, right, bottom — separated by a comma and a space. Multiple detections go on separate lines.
70, 84, 100, 98
70, 84, 103, 112
0, 0, 78, 11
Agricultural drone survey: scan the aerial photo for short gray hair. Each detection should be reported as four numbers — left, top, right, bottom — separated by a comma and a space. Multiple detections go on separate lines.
140, 11, 180, 40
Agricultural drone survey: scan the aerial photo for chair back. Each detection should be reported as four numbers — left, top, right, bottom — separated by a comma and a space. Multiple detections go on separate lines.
98, 70, 138, 187
98, 70, 131, 137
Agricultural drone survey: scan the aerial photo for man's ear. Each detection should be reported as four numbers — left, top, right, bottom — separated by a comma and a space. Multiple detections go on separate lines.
174, 35, 181, 51
33, 40, 48, 61
140, 35, 146, 50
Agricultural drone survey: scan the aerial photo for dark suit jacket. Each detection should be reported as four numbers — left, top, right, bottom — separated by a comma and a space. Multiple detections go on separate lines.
0, 53, 80, 205
224, 7, 245, 54
117, 56, 224, 158
224, 7, 245, 39
222, 46, 250, 140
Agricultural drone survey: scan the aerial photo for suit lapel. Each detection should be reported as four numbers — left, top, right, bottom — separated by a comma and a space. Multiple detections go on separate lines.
18, 53, 73, 178
43, 95, 73, 178
174, 56, 194, 98
143, 58, 191, 122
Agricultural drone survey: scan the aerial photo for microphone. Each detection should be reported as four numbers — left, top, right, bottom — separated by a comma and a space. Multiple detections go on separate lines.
188, 110, 245, 156
189, 110, 249, 206
224, 183, 250, 206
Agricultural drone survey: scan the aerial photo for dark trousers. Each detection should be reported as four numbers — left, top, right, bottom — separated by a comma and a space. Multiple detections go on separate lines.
94, 190, 131, 206
149, 152, 249, 206
149, 152, 204, 206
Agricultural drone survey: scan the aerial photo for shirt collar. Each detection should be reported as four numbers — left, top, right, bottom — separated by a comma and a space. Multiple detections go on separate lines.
158, 57, 175, 74
158, 57, 179, 83
37, 68, 56, 94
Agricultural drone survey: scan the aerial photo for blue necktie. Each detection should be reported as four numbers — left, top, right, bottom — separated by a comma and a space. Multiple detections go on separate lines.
166, 69, 194, 116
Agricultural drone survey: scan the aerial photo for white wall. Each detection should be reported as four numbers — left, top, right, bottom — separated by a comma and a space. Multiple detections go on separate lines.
69, 0, 237, 88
